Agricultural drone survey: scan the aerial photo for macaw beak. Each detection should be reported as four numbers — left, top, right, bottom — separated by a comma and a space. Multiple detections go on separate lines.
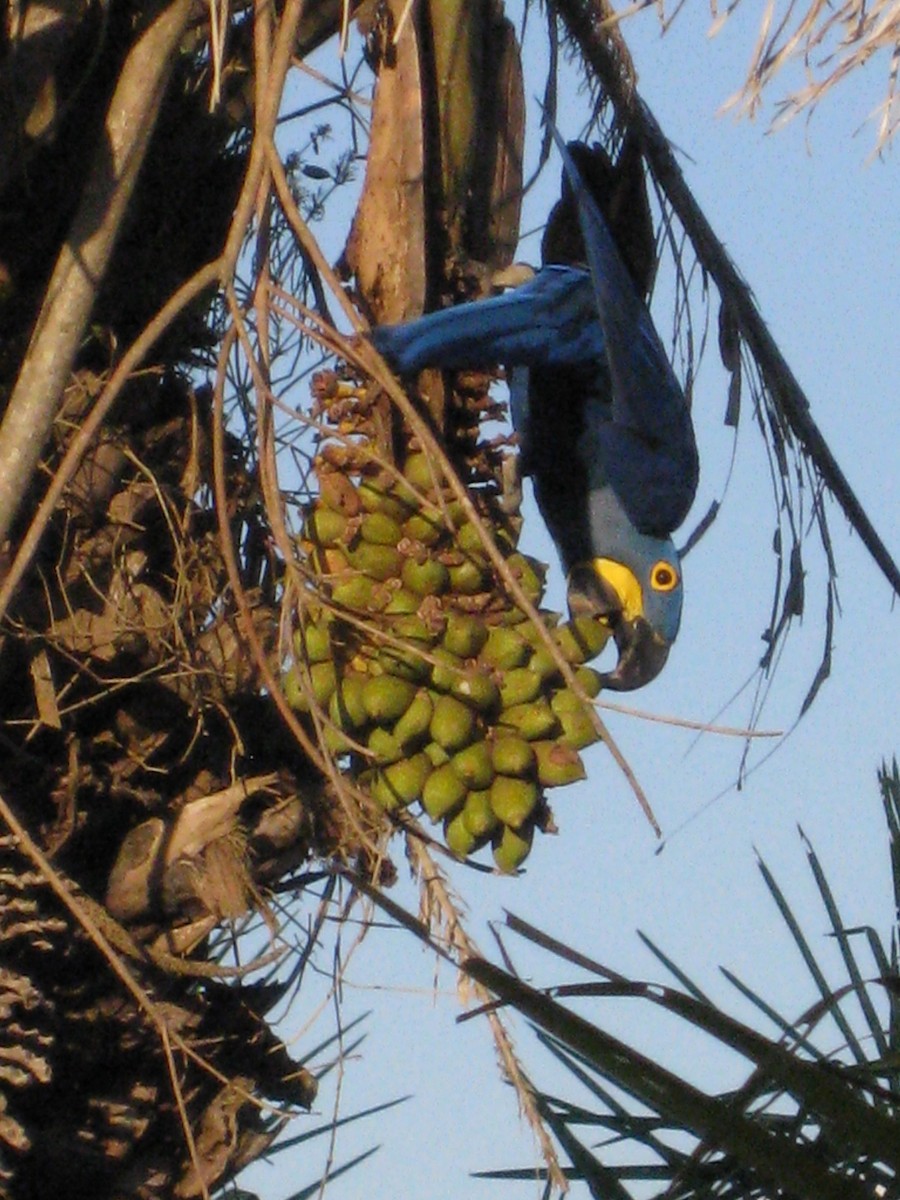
603, 617, 670, 691
567, 562, 671, 691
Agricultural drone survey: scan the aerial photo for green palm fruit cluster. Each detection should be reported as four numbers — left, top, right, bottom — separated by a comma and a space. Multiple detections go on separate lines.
286, 385, 611, 872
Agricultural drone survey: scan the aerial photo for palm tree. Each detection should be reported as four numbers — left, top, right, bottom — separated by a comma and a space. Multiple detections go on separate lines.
0, 2, 896, 1196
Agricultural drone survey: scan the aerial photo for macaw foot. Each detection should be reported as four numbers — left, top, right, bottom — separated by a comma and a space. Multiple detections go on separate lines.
490, 262, 536, 289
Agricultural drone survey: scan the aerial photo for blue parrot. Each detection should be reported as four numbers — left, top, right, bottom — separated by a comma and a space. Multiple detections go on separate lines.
369, 130, 698, 690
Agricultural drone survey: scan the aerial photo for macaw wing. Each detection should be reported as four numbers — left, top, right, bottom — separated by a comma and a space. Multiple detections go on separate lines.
591, 421, 697, 536
548, 124, 699, 518
369, 267, 603, 375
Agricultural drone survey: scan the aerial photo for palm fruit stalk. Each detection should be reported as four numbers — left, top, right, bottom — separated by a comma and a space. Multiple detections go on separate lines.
285, 370, 611, 872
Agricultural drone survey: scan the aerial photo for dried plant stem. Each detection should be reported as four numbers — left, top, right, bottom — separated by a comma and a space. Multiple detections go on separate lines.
0, 259, 222, 623
0, 0, 196, 550
335, 848, 567, 1191
722, 0, 900, 148
404, 836, 569, 1193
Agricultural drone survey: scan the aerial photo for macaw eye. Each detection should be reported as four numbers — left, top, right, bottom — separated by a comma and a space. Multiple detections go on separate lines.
650, 562, 679, 592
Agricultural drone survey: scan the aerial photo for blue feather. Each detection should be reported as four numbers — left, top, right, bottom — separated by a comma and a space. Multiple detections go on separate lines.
371, 267, 603, 374
367, 126, 700, 688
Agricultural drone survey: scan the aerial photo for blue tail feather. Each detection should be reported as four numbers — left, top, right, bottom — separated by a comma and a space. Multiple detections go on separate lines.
547, 125, 693, 453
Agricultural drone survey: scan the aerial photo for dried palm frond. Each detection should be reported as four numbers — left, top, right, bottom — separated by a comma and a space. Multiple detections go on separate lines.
715, 0, 900, 151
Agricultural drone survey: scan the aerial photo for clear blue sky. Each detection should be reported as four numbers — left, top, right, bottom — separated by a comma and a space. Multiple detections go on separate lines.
241, 7, 899, 1198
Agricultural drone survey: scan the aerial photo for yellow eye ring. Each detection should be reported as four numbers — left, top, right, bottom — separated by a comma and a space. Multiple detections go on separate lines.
650, 561, 679, 593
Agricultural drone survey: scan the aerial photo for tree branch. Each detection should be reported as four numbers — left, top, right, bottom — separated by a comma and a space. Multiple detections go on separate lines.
0, 0, 196, 551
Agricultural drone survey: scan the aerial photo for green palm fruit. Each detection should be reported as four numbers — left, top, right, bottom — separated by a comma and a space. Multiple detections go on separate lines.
369, 769, 403, 812
489, 775, 539, 829
362, 674, 417, 723
285, 660, 338, 712
347, 542, 402, 581
282, 666, 307, 711
461, 788, 499, 838
322, 723, 354, 756
401, 557, 450, 597
533, 740, 586, 787
444, 810, 478, 858
293, 621, 331, 665
429, 694, 476, 752
381, 752, 432, 807
421, 762, 467, 821
392, 614, 437, 644
376, 644, 431, 683
506, 552, 545, 600
490, 734, 535, 778
376, 615, 435, 681
441, 500, 468, 528
549, 689, 582, 715
492, 821, 534, 872
480, 625, 529, 670
430, 646, 464, 693
448, 558, 487, 595
306, 661, 338, 708
305, 507, 347, 547
423, 740, 450, 768
442, 613, 488, 658
573, 666, 602, 698
493, 523, 517, 553
367, 726, 403, 764
383, 587, 422, 615
319, 544, 351, 573
358, 480, 411, 522
528, 643, 561, 682
360, 511, 403, 546
393, 689, 434, 753
498, 699, 560, 740
499, 667, 542, 709
558, 711, 599, 750
554, 615, 610, 663
518, 613, 559, 646
456, 521, 488, 558
403, 512, 444, 546
550, 693, 599, 751
552, 623, 588, 664
403, 452, 440, 493
449, 669, 501, 714
450, 740, 494, 790
331, 575, 376, 610
329, 673, 368, 730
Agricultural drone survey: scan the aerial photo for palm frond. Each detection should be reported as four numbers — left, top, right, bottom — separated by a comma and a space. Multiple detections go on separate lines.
465, 763, 900, 1198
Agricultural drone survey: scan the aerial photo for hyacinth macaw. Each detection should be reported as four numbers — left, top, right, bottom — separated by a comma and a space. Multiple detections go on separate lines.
370, 128, 698, 690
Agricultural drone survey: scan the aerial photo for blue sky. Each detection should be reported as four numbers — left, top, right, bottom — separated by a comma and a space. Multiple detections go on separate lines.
240, 6, 899, 1198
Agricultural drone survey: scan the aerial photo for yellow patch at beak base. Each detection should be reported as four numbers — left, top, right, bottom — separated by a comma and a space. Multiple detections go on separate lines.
593, 558, 644, 623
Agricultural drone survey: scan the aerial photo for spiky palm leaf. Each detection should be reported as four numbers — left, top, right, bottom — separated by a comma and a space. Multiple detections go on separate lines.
467, 761, 900, 1197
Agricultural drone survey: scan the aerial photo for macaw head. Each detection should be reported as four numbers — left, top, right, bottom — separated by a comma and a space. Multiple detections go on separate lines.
567, 542, 682, 691
565, 490, 684, 690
